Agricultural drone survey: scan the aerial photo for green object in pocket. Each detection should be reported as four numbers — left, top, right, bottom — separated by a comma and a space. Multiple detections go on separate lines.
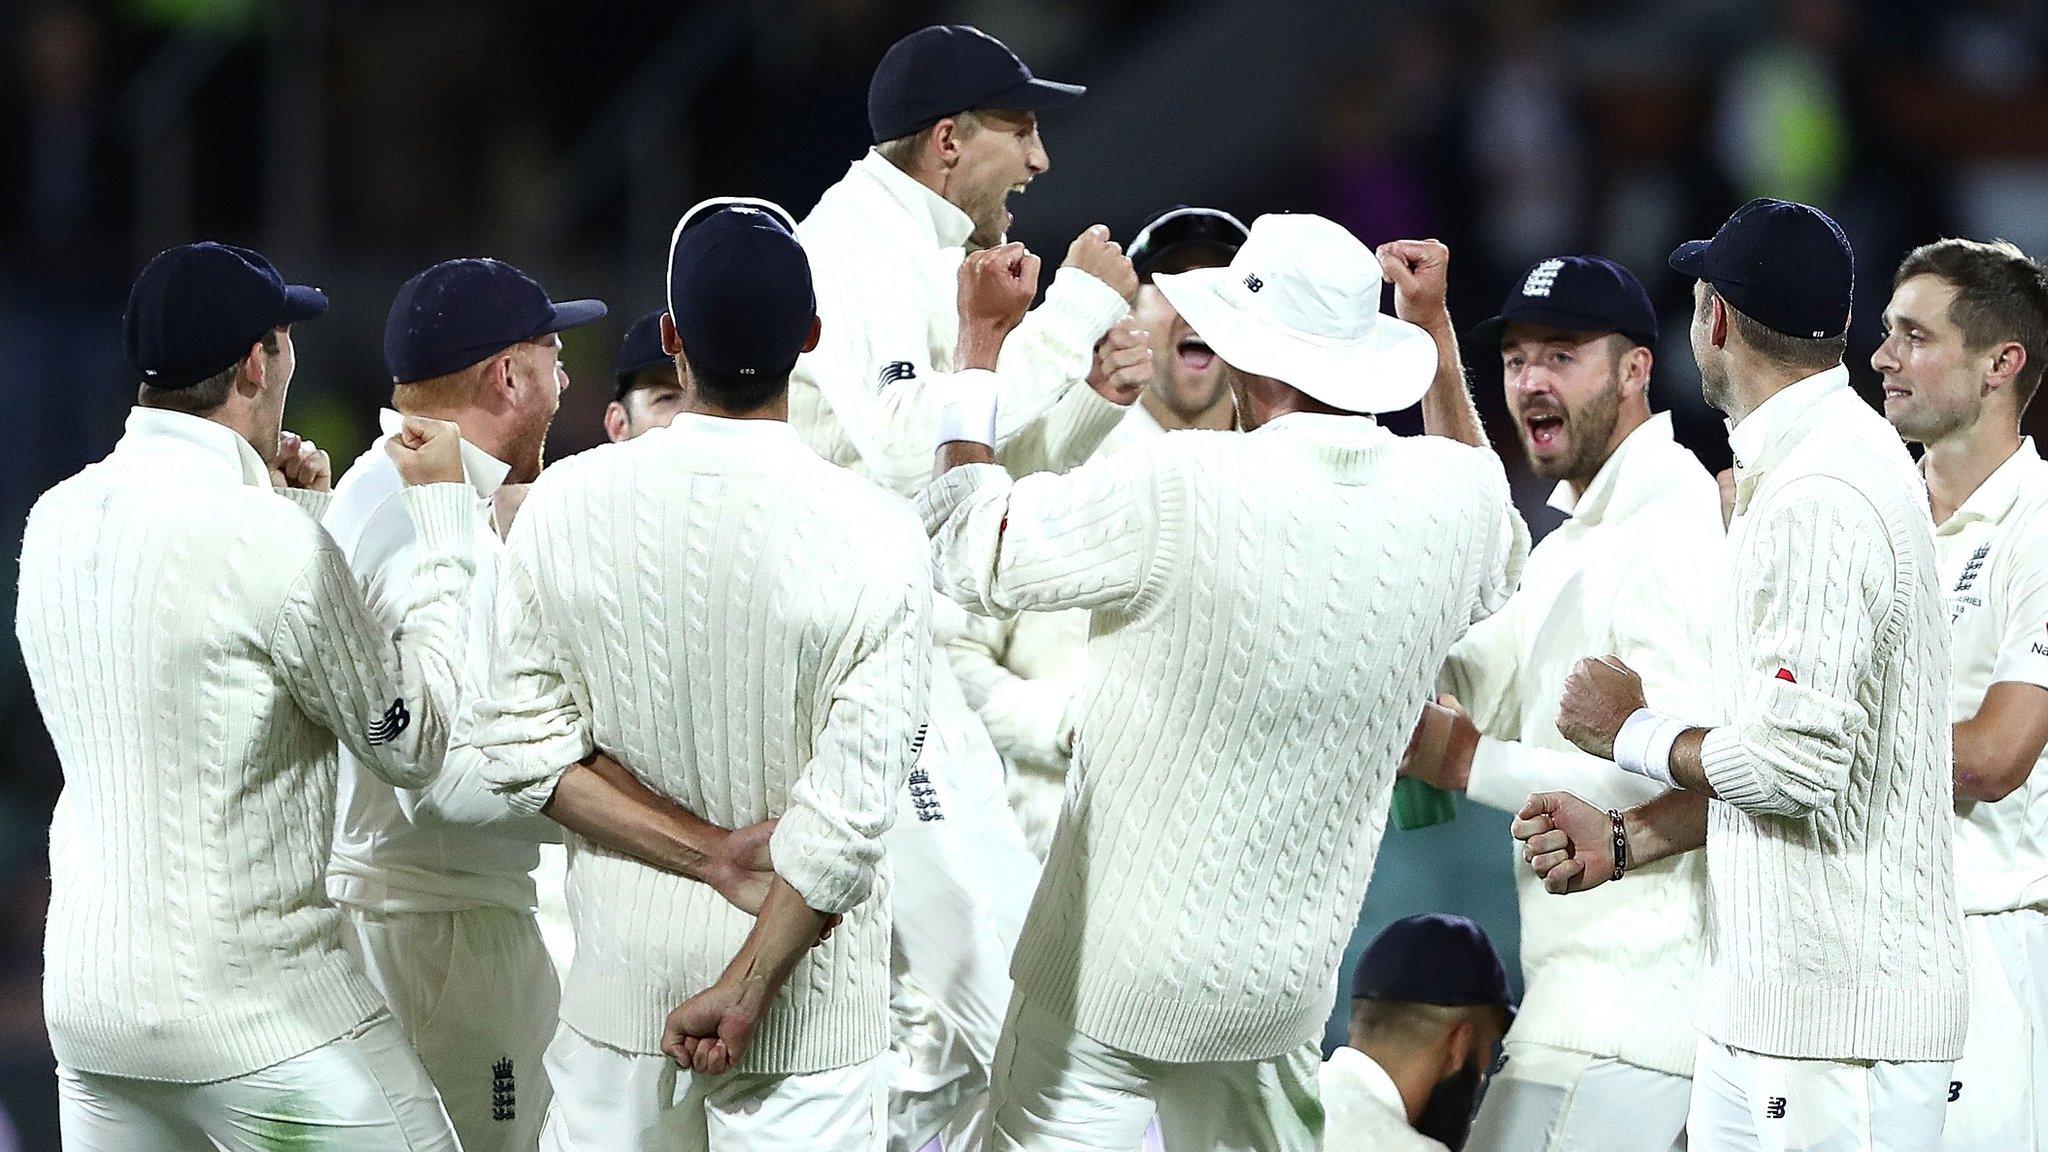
1391, 776, 1458, 830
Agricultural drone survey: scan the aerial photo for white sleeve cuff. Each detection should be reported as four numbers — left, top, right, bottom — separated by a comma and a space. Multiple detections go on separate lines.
936, 369, 999, 447
1614, 708, 1685, 788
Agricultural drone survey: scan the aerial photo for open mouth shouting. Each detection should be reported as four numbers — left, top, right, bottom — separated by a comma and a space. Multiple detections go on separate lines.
1177, 336, 1216, 372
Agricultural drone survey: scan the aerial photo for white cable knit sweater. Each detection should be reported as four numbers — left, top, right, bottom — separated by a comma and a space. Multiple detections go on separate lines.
1700, 368, 1966, 1062
469, 415, 929, 1074
917, 414, 1527, 1062
20, 409, 475, 1083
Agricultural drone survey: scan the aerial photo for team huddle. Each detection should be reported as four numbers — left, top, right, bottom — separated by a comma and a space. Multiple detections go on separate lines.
15, 19, 2048, 1152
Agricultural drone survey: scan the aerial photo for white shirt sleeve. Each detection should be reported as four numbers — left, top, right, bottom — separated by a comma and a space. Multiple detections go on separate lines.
1991, 523, 2048, 690
468, 534, 594, 815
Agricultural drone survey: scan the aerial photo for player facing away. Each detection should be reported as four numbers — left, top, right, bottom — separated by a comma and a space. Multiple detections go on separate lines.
917, 212, 1527, 1152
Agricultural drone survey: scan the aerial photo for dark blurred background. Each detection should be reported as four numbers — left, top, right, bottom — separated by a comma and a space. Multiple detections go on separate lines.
4, 0, 2048, 1144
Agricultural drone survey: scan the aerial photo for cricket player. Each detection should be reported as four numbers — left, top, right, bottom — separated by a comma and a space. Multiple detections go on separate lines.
22, 242, 472, 1150
796, 27, 1143, 1147
1872, 237, 2048, 1151
1399, 254, 1717, 1152
471, 204, 925, 1151
605, 308, 683, 442
1321, 916, 1517, 1152
918, 212, 1527, 1152
947, 205, 1248, 858
326, 256, 778, 1150
1524, 199, 1968, 1151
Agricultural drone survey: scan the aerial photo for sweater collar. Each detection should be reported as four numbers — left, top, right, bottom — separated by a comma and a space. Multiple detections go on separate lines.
1327, 1046, 1408, 1119
378, 408, 512, 499
1937, 437, 2046, 532
854, 148, 975, 250
118, 407, 274, 489
647, 411, 802, 446
1725, 364, 1848, 479
1546, 412, 1682, 526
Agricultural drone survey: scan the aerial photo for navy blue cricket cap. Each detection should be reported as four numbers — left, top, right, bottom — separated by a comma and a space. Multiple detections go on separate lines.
1128, 206, 1250, 281
613, 309, 675, 399
1669, 198, 1854, 339
1353, 914, 1516, 1017
666, 204, 816, 381
868, 25, 1085, 144
124, 242, 329, 390
384, 258, 607, 385
1471, 255, 1658, 352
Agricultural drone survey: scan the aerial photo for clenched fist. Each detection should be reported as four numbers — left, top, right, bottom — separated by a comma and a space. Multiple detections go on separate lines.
384, 415, 467, 487
1064, 224, 1139, 303
1375, 239, 1452, 332
958, 242, 1041, 337
270, 431, 331, 491
1555, 655, 1647, 761
1513, 791, 1614, 895
1087, 319, 1150, 405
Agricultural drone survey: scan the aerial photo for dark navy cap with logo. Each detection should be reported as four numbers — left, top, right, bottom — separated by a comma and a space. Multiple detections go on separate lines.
1669, 198, 1854, 339
1353, 914, 1516, 1016
667, 205, 816, 381
868, 25, 1085, 144
1471, 255, 1658, 352
384, 258, 607, 385
124, 242, 330, 390
613, 309, 674, 399
1128, 206, 1250, 281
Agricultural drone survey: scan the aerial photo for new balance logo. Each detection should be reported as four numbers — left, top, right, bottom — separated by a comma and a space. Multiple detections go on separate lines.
1765, 1097, 1787, 1120
491, 1057, 515, 1121
1949, 1080, 1962, 1103
878, 360, 916, 388
1243, 274, 1263, 293
1522, 257, 1565, 298
909, 768, 943, 822
910, 723, 928, 758
367, 697, 410, 746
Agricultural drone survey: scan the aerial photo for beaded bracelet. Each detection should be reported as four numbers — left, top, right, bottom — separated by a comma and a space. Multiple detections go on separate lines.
1608, 808, 1629, 882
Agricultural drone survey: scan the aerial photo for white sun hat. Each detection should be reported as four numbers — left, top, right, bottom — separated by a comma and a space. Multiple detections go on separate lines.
1153, 213, 1437, 414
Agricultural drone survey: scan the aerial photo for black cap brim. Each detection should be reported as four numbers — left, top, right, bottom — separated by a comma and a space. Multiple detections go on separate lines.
282, 284, 330, 324
1668, 240, 1712, 278
979, 76, 1086, 113
1468, 307, 1654, 352
538, 298, 609, 336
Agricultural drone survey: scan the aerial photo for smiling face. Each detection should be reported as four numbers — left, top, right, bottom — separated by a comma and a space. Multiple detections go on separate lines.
1500, 323, 1632, 484
1874, 274, 1987, 445
945, 109, 1049, 249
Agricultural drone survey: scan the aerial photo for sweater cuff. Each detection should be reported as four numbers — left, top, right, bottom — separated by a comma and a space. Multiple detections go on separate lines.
477, 731, 593, 812
401, 483, 482, 554
1039, 268, 1130, 351
280, 487, 333, 520
1700, 725, 1777, 813
916, 463, 1004, 538
770, 803, 877, 915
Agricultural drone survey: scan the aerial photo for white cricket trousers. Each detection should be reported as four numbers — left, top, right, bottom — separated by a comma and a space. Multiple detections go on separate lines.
1466, 1039, 1691, 1152
1943, 907, 2047, 1151
1688, 1037, 1950, 1152
884, 683, 1043, 1152
986, 993, 1322, 1152
538, 1023, 887, 1151
56, 1009, 458, 1151
342, 903, 560, 1152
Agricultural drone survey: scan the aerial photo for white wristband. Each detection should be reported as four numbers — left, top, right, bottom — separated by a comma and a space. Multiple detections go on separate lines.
935, 369, 999, 448
1614, 708, 1685, 788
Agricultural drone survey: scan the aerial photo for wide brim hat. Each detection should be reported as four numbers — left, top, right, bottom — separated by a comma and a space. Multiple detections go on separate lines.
1154, 213, 1436, 414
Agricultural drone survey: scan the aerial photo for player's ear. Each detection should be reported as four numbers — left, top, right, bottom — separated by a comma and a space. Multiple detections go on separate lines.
1441, 1017, 1473, 1082
660, 311, 681, 356
603, 401, 629, 443
802, 315, 821, 355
